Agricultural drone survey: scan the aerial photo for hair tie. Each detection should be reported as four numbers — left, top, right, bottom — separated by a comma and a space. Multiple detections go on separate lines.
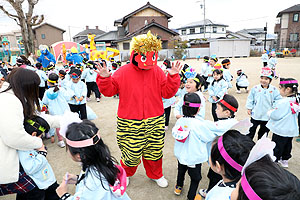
218, 136, 243, 172
220, 99, 237, 112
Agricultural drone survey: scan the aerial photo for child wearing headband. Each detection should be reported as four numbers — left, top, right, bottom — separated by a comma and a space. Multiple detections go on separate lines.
222, 59, 233, 89
207, 55, 218, 85
261, 50, 269, 67
172, 93, 216, 200
43, 73, 70, 147
17, 116, 60, 200
266, 78, 300, 168
230, 155, 300, 200
67, 68, 87, 120
198, 94, 239, 198
246, 67, 281, 140
58, 70, 68, 89
268, 51, 278, 79
82, 62, 102, 102
201, 130, 255, 200
236, 69, 249, 94
208, 69, 227, 121
174, 70, 206, 120
201, 56, 210, 92
56, 120, 130, 200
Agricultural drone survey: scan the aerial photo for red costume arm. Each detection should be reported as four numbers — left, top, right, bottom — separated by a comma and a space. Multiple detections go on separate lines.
160, 71, 180, 99
96, 74, 119, 97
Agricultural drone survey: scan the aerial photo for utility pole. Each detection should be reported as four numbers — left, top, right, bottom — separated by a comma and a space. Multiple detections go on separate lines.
264, 22, 267, 50
68, 26, 72, 42
198, 0, 206, 38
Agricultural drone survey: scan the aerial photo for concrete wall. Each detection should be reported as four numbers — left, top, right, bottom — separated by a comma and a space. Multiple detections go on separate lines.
210, 39, 250, 58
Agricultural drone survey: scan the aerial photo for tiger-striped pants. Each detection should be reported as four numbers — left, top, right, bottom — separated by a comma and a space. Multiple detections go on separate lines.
117, 115, 165, 179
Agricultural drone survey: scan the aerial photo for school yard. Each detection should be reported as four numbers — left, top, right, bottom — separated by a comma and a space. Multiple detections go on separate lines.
2, 57, 300, 200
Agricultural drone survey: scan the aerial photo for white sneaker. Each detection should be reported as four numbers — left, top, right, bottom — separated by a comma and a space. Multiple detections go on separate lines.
96, 98, 100, 102
87, 97, 91, 102
165, 126, 168, 131
279, 160, 288, 168
57, 140, 65, 148
126, 177, 130, 186
199, 189, 207, 198
45, 132, 51, 139
152, 176, 168, 188
236, 90, 241, 94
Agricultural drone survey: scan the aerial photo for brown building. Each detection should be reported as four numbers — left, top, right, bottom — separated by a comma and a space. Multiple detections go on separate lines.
95, 2, 179, 50
33, 23, 65, 48
275, 4, 300, 49
73, 26, 106, 44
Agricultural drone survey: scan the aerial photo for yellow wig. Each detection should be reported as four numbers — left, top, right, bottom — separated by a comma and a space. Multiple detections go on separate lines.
130, 31, 162, 54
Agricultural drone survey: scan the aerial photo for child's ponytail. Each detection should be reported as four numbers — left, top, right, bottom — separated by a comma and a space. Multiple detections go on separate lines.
48, 73, 59, 92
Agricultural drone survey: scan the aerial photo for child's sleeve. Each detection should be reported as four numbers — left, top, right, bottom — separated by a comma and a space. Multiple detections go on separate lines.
216, 81, 227, 99
81, 82, 87, 97
42, 71, 48, 82
208, 84, 214, 97
174, 97, 184, 117
272, 88, 282, 106
268, 102, 287, 120
81, 70, 87, 80
246, 88, 255, 110
42, 92, 49, 105
195, 122, 217, 143
18, 151, 48, 175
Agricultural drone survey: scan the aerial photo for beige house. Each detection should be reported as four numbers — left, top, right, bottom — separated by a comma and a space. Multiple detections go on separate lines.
33, 23, 65, 48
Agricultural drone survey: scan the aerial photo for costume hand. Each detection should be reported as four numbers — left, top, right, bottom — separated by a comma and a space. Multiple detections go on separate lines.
167, 61, 182, 76
63, 173, 77, 185
79, 96, 83, 101
247, 109, 252, 115
94, 62, 112, 78
44, 56, 49, 61
56, 180, 68, 197
74, 96, 79, 102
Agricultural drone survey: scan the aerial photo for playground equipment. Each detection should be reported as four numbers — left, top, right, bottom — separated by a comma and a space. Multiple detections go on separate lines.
88, 33, 120, 61
51, 41, 85, 63
1, 37, 11, 61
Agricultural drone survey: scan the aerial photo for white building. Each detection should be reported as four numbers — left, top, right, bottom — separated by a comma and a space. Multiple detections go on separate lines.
177, 19, 228, 41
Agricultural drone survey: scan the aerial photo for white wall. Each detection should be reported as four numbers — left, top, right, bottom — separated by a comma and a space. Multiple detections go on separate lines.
210, 39, 250, 57
180, 33, 226, 41
281, 14, 289, 29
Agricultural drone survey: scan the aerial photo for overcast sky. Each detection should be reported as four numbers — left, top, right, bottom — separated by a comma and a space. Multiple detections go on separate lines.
0, 0, 299, 40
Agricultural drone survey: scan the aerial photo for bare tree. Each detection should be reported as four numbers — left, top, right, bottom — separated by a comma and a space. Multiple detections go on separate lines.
0, 0, 44, 55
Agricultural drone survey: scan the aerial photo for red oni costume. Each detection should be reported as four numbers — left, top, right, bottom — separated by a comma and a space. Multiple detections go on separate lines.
96, 32, 180, 179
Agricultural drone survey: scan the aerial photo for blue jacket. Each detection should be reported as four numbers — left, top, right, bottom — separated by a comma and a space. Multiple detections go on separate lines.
208, 79, 228, 103
261, 53, 269, 62
268, 57, 277, 69
223, 69, 233, 88
82, 68, 97, 82
67, 81, 87, 105
201, 63, 209, 77
173, 117, 216, 166
42, 87, 71, 116
36, 70, 48, 87
246, 84, 281, 121
66, 53, 83, 65
37, 49, 56, 69
174, 90, 206, 119
175, 88, 187, 99
66, 168, 131, 200
205, 118, 238, 160
18, 150, 56, 189
236, 73, 249, 87
266, 97, 299, 137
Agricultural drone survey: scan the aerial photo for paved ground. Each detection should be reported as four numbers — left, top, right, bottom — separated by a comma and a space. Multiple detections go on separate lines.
2, 57, 300, 200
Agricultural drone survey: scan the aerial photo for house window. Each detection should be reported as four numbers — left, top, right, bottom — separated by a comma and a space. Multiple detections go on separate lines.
200, 27, 204, 33
181, 29, 186, 35
290, 33, 299, 42
41, 34, 46, 39
293, 13, 299, 22
213, 27, 217, 33
222, 28, 225, 32
189, 28, 195, 34
123, 42, 130, 50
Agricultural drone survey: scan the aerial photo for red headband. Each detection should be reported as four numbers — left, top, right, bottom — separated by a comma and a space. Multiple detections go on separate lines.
220, 99, 237, 112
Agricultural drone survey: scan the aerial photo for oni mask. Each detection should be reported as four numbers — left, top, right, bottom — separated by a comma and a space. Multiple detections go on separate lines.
132, 51, 158, 70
